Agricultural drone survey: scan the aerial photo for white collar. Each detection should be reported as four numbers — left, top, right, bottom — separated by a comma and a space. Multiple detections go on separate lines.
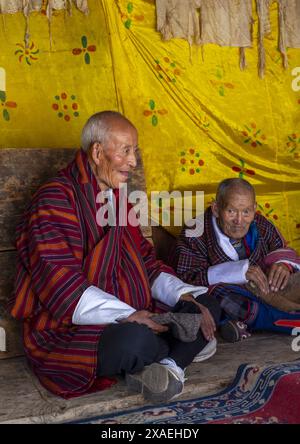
212, 215, 239, 261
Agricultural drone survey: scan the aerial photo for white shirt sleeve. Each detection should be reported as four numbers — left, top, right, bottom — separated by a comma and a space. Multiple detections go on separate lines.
72, 285, 136, 325
207, 259, 249, 285
151, 272, 208, 307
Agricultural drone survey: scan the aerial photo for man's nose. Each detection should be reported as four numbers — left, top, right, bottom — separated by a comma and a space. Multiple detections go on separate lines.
234, 212, 243, 224
128, 152, 137, 168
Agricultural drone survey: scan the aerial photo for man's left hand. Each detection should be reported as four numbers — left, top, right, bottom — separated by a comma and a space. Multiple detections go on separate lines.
179, 293, 216, 341
267, 262, 291, 292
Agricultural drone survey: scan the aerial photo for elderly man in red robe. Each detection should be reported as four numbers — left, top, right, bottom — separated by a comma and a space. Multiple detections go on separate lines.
9, 111, 220, 402
174, 178, 300, 342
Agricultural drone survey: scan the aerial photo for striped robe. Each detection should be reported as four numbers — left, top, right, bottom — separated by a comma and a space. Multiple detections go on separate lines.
174, 207, 300, 330
9, 149, 172, 398
174, 206, 288, 287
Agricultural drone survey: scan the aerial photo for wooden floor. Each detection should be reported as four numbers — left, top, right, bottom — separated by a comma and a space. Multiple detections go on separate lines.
0, 332, 299, 424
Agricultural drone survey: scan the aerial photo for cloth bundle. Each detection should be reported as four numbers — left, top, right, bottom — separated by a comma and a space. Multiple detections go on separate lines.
246, 272, 300, 313
152, 312, 202, 342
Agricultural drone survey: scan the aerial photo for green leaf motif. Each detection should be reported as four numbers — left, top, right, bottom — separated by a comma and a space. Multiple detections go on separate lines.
127, 2, 134, 13
219, 86, 225, 96
124, 19, 131, 29
152, 115, 158, 126
0, 90, 6, 102
149, 99, 155, 110
84, 52, 90, 65
3, 109, 9, 121
216, 69, 223, 79
81, 36, 88, 48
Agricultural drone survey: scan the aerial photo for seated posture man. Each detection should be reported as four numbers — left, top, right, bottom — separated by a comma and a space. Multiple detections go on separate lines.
9, 111, 220, 402
174, 178, 300, 342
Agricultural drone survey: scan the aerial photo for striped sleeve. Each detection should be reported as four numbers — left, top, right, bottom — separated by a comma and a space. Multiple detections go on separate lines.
174, 231, 210, 287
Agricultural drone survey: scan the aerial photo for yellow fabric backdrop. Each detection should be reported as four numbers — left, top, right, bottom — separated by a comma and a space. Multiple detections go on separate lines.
0, 0, 299, 250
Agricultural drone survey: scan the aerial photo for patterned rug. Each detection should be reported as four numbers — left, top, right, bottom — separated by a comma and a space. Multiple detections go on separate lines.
73, 360, 300, 424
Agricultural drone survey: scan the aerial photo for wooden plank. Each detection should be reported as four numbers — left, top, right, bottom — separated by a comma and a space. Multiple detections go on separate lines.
0, 305, 23, 359
0, 149, 77, 251
0, 251, 16, 302
0, 148, 151, 250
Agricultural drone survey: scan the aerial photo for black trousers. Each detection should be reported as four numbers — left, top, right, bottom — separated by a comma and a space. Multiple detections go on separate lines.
96, 294, 221, 377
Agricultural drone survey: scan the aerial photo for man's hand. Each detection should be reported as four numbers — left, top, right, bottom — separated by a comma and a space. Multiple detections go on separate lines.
267, 262, 291, 292
246, 265, 269, 294
120, 310, 169, 334
180, 293, 216, 341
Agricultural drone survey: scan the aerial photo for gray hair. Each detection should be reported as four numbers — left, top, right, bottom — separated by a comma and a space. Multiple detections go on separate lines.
216, 178, 256, 209
81, 111, 135, 152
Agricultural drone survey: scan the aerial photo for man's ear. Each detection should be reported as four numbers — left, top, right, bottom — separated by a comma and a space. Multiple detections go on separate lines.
211, 201, 219, 218
90, 142, 104, 166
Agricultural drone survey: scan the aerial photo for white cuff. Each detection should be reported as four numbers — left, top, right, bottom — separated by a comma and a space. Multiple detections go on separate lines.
72, 285, 136, 325
151, 272, 208, 307
207, 259, 249, 285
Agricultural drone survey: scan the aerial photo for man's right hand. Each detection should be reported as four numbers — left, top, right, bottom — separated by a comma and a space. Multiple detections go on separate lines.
120, 310, 169, 334
246, 265, 269, 294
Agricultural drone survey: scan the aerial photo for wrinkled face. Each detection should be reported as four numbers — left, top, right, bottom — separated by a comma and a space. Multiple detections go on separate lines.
212, 190, 256, 240
91, 120, 138, 190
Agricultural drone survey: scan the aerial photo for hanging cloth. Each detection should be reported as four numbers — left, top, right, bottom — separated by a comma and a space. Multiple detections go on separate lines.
156, 0, 201, 45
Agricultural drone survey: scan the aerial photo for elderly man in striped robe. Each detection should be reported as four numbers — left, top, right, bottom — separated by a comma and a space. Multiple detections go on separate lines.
174, 178, 300, 342
9, 111, 220, 402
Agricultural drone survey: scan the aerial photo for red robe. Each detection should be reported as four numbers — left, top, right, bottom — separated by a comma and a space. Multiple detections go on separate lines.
9, 149, 173, 398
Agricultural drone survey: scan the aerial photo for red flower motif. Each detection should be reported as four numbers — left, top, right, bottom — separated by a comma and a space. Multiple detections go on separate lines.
72, 36, 96, 64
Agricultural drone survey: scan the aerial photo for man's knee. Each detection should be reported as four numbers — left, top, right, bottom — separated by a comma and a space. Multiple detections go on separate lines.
196, 293, 222, 324
173, 292, 221, 324
101, 322, 159, 358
